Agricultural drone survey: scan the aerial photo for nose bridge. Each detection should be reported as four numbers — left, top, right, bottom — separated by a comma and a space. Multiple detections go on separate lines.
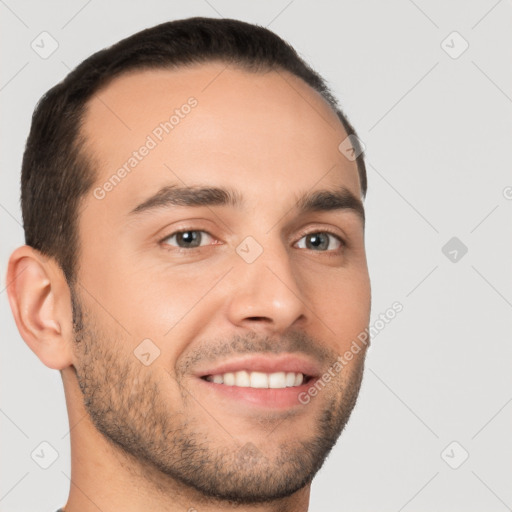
226, 233, 307, 332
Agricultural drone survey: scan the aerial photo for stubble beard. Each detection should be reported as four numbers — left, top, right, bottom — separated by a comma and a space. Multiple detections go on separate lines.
70, 287, 366, 504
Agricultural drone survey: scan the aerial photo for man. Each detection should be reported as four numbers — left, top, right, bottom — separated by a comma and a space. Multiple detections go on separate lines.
6, 17, 371, 511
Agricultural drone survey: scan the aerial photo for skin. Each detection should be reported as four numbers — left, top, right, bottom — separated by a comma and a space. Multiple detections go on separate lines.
7, 62, 371, 512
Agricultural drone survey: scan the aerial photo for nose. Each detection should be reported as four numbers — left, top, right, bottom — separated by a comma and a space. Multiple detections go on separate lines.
225, 241, 308, 335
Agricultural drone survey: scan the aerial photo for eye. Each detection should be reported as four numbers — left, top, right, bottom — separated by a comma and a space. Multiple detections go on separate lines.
295, 231, 344, 251
160, 229, 343, 252
161, 230, 216, 249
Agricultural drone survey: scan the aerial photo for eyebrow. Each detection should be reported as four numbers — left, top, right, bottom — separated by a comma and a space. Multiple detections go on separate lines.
128, 184, 365, 224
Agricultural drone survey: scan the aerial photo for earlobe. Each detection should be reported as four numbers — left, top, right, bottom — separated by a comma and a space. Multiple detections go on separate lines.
6, 245, 74, 370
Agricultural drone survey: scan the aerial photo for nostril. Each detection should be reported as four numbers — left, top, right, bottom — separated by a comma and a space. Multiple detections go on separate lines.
246, 316, 270, 322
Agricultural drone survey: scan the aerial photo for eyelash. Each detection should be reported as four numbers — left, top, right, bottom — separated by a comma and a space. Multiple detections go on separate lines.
159, 228, 346, 254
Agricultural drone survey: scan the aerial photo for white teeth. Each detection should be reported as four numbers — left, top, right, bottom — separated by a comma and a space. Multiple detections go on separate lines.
205, 370, 306, 388
268, 372, 286, 389
235, 370, 250, 387
223, 372, 235, 386
285, 372, 296, 387
250, 371, 269, 388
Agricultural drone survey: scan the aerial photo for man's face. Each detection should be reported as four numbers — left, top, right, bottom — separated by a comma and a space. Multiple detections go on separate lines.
72, 63, 371, 502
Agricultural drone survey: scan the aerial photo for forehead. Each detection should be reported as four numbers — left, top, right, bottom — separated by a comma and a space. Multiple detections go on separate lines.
80, 63, 361, 217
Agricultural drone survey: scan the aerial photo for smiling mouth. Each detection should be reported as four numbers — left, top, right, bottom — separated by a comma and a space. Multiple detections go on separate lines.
201, 370, 313, 389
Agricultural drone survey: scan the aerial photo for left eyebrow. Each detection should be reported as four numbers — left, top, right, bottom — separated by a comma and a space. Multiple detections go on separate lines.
128, 184, 365, 224
295, 186, 365, 225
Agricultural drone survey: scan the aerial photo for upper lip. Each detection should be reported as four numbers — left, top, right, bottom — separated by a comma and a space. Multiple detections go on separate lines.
194, 354, 321, 378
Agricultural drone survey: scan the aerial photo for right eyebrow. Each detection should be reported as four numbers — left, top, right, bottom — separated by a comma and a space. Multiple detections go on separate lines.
128, 185, 243, 216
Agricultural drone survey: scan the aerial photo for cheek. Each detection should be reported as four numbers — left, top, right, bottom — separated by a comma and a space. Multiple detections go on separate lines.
311, 269, 371, 348
107, 261, 226, 354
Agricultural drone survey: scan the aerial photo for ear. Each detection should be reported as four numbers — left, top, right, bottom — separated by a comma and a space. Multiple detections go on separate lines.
6, 245, 75, 370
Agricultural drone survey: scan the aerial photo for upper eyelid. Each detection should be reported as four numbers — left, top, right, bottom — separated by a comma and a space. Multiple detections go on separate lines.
294, 227, 345, 244
160, 229, 215, 245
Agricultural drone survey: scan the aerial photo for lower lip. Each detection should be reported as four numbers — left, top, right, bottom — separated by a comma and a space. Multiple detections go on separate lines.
196, 377, 316, 409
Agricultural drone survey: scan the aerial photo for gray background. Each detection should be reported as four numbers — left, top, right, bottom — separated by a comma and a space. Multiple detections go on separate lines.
1, 1, 511, 511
